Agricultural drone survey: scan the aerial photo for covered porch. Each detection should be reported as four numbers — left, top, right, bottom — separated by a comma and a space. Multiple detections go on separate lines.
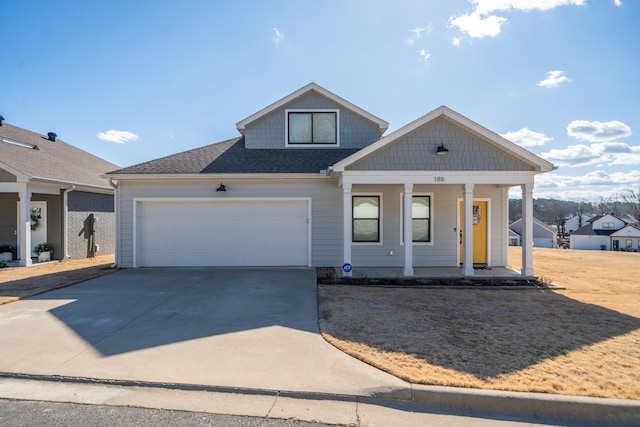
339, 171, 537, 278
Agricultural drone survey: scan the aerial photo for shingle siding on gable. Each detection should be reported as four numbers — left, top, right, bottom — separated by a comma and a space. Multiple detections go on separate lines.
347, 117, 533, 172
244, 91, 380, 149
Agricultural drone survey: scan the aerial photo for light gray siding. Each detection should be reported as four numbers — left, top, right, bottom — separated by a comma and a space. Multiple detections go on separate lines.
116, 178, 345, 268
244, 91, 380, 149
350, 184, 506, 268
348, 117, 533, 172
117, 179, 507, 269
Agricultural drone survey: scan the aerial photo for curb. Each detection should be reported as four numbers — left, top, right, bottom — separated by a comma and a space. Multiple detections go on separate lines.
408, 384, 640, 427
1, 372, 638, 426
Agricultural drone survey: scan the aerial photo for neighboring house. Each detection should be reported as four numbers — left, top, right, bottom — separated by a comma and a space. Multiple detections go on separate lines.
509, 217, 557, 248
570, 214, 640, 251
564, 213, 596, 234
0, 118, 119, 266
106, 83, 554, 277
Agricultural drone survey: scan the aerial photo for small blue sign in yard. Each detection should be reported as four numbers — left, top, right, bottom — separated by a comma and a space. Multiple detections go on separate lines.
342, 263, 352, 273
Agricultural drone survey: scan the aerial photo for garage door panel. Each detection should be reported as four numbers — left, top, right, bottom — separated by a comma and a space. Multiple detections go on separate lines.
137, 200, 309, 267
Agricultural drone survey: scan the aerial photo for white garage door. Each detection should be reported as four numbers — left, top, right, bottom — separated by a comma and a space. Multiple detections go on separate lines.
136, 199, 309, 267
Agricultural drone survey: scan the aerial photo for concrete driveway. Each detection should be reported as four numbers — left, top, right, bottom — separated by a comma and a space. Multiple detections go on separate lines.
0, 268, 408, 397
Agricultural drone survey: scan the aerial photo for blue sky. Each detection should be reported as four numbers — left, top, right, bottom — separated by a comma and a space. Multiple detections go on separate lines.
2, 0, 637, 201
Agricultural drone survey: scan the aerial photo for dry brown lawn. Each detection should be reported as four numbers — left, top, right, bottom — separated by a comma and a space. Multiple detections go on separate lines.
319, 247, 640, 400
0, 255, 116, 305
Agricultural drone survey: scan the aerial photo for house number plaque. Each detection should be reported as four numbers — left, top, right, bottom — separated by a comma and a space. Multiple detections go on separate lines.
433, 177, 445, 183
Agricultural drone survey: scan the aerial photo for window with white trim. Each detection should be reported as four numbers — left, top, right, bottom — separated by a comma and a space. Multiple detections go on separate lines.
402, 195, 432, 243
353, 196, 380, 242
287, 110, 338, 145
625, 239, 633, 249
602, 222, 615, 229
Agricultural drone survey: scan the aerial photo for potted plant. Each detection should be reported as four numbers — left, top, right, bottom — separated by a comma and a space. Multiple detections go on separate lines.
0, 245, 12, 262
34, 243, 53, 262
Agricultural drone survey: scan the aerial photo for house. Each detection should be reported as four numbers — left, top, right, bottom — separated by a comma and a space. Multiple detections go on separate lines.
0, 117, 119, 266
564, 213, 596, 234
509, 217, 557, 248
570, 214, 640, 251
106, 83, 555, 277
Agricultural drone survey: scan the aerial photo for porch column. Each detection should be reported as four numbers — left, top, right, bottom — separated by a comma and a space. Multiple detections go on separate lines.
521, 183, 534, 276
403, 183, 414, 276
342, 184, 352, 277
463, 183, 474, 276
17, 188, 32, 267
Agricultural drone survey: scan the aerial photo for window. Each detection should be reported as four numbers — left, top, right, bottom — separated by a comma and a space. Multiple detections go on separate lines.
402, 195, 431, 243
353, 196, 380, 242
411, 196, 431, 242
626, 239, 633, 249
602, 222, 615, 229
287, 111, 337, 145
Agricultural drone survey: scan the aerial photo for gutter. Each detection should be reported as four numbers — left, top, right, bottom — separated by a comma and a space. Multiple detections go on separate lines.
108, 178, 118, 269
63, 186, 76, 259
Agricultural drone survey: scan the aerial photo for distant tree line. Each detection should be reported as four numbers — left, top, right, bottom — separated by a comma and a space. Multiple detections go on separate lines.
510, 189, 640, 235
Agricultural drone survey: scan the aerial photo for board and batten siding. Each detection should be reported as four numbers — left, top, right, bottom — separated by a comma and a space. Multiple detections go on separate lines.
244, 91, 381, 150
347, 117, 533, 172
116, 178, 345, 268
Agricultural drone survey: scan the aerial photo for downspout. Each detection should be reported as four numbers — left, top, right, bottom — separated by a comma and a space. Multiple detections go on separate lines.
108, 177, 118, 268
63, 185, 76, 259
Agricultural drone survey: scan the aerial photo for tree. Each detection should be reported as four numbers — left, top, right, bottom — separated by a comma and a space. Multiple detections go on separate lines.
622, 188, 640, 223
595, 194, 622, 217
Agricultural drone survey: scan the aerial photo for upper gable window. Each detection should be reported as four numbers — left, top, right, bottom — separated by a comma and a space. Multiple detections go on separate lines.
286, 109, 339, 146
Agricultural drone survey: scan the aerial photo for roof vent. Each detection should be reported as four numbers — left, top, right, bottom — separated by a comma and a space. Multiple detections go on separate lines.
47, 132, 57, 141
0, 115, 4, 126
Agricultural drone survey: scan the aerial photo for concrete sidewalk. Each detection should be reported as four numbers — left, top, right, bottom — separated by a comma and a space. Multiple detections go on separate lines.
0, 268, 637, 426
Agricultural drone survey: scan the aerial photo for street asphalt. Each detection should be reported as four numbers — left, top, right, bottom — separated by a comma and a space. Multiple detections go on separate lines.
0, 268, 637, 426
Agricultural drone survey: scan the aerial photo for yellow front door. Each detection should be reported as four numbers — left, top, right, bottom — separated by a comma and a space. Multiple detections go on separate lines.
459, 201, 488, 264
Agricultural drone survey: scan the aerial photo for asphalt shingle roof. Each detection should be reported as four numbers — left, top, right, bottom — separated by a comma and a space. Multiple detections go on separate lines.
0, 122, 120, 189
108, 137, 360, 175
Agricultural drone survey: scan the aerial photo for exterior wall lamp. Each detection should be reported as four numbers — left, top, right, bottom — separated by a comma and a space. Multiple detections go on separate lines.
216, 183, 226, 192
436, 143, 449, 155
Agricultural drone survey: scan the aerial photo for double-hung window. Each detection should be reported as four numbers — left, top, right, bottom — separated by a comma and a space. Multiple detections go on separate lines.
353, 196, 380, 242
287, 110, 338, 145
402, 195, 432, 243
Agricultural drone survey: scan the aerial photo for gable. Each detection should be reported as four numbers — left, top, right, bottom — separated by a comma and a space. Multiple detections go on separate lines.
242, 90, 383, 150
592, 214, 625, 230
346, 117, 535, 172
610, 225, 640, 237
0, 167, 17, 182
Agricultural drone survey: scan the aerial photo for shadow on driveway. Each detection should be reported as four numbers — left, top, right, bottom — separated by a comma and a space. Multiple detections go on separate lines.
31, 268, 318, 356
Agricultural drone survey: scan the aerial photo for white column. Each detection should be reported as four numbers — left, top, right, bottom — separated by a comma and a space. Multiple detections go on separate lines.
521, 183, 534, 276
403, 183, 414, 276
18, 188, 33, 267
463, 183, 474, 276
342, 184, 352, 277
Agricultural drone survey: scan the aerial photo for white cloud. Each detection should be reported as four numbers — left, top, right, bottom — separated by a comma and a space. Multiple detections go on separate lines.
525, 169, 640, 201
613, 0, 622, 6
451, 37, 461, 46
407, 24, 432, 45
537, 70, 570, 88
448, 13, 506, 38
501, 127, 553, 147
449, 0, 585, 38
419, 49, 432, 61
540, 141, 638, 167
567, 120, 632, 142
272, 27, 284, 47
97, 130, 138, 144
